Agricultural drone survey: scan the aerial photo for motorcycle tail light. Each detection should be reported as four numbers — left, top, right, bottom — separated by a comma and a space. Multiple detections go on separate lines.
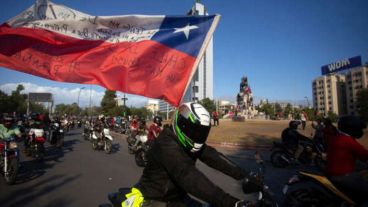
9, 141, 18, 149
35, 137, 46, 143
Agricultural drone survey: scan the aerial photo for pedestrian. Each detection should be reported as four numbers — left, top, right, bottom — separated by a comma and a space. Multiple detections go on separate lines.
212, 111, 219, 126
300, 111, 308, 130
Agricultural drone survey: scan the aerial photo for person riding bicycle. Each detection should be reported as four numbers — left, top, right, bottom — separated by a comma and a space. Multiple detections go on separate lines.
147, 116, 162, 144
118, 102, 261, 207
281, 120, 310, 161
326, 115, 368, 199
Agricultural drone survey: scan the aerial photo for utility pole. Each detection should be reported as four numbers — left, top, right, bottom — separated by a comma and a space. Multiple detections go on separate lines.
89, 85, 92, 116
304, 96, 310, 108
77, 87, 85, 115
121, 93, 128, 116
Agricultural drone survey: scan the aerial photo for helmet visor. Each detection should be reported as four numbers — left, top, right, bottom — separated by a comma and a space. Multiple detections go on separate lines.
177, 113, 211, 144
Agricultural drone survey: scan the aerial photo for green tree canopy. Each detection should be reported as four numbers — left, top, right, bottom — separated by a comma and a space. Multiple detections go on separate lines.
54, 103, 81, 116
100, 90, 117, 116
284, 103, 293, 117
198, 98, 216, 113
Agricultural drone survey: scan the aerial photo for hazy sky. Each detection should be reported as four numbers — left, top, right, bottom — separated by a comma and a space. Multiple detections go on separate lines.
1, 0, 367, 107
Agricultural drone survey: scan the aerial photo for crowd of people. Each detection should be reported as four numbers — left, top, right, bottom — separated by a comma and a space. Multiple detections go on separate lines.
281, 115, 368, 201
2, 102, 368, 206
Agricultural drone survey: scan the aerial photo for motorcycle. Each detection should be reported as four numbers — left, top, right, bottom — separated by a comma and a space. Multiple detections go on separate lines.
83, 123, 93, 141
50, 122, 64, 148
77, 120, 82, 128
92, 128, 113, 154
100, 152, 278, 207
127, 130, 147, 155
0, 137, 19, 185
134, 140, 151, 167
270, 139, 326, 171
282, 166, 368, 206
26, 128, 46, 161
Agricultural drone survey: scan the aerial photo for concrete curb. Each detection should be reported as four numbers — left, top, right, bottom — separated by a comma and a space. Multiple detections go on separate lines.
111, 131, 271, 151
207, 141, 271, 150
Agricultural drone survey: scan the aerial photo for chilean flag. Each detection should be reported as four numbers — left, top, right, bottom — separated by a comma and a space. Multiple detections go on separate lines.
0, 0, 220, 106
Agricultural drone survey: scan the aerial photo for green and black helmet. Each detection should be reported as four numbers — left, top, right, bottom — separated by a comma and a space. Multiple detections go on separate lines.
173, 102, 211, 153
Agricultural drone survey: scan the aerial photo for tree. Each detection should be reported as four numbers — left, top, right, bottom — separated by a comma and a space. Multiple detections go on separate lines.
100, 90, 117, 115
54, 103, 81, 116
0, 84, 28, 114
130, 107, 153, 120
357, 88, 368, 122
275, 103, 283, 116
259, 103, 274, 117
198, 98, 216, 113
0, 90, 12, 113
284, 103, 293, 118
327, 111, 339, 123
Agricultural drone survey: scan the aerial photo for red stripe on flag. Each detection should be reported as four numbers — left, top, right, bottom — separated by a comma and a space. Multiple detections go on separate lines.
0, 24, 196, 106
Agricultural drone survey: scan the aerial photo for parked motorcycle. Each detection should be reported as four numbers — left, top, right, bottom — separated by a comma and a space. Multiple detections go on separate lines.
26, 128, 46, 161
0, 137, 19, 185
92, 128, 113, 154
270, 139, 326, 171
50, 122, 64, 148
283, 166, 368, 206
100, 152, 278, 207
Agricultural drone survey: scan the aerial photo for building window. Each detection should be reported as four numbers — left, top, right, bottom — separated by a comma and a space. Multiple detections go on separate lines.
193, 70, 199, 82
192, 86, 199, 93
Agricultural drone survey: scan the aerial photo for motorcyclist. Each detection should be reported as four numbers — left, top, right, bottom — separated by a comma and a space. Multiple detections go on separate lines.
129, 115, 139, 138
94, 114, 107, 140
326, 115, 368, 198
119, 102, 261, 207
0, 115, 21, 141
281, 120, 311, 161
147, 116, 162, 144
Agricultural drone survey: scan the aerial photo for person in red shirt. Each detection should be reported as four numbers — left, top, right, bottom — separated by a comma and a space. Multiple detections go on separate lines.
325, 115, 368, 198
147, 116, 162, 143
212, 111, 219, 126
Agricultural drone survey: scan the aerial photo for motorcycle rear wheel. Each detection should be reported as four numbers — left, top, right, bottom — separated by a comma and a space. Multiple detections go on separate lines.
56, 136, 64, 148
270, 150, 289, 168
35, 143, 44, 161
92, 140, 98, 150
283, 188, 336, 207
105, 140, 112, 154
135, 149, 146, 167
4, 158, 18, 185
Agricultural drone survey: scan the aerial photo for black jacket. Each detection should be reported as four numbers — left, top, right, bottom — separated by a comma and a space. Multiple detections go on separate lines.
281, 127, 309, 149
135, 127, 246, 207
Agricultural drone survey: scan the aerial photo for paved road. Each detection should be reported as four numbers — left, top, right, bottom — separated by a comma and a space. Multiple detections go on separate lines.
0, 128, 314, 207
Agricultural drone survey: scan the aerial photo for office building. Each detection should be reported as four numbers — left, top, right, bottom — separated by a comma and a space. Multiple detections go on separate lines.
145, 99, 159, 115
312, 60, 367, 116
312, 74, 346, 115
345, 66, 368, 115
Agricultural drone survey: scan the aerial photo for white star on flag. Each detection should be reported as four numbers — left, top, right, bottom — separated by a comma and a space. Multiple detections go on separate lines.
174, 24, 199, 39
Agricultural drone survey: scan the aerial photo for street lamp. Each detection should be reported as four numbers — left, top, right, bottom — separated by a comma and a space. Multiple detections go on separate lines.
304, 96, 310, 108
77, 87, 85, 114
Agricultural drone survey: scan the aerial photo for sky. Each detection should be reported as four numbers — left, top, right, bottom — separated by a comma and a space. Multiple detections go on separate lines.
0, 0, 368, 107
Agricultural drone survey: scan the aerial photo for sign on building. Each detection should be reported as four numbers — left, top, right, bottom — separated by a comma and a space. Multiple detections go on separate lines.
321, 56, 362, 75
28, 93, 53, 102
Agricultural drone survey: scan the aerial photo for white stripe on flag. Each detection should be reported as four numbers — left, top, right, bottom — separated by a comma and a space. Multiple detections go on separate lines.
7, 0, 164, 43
